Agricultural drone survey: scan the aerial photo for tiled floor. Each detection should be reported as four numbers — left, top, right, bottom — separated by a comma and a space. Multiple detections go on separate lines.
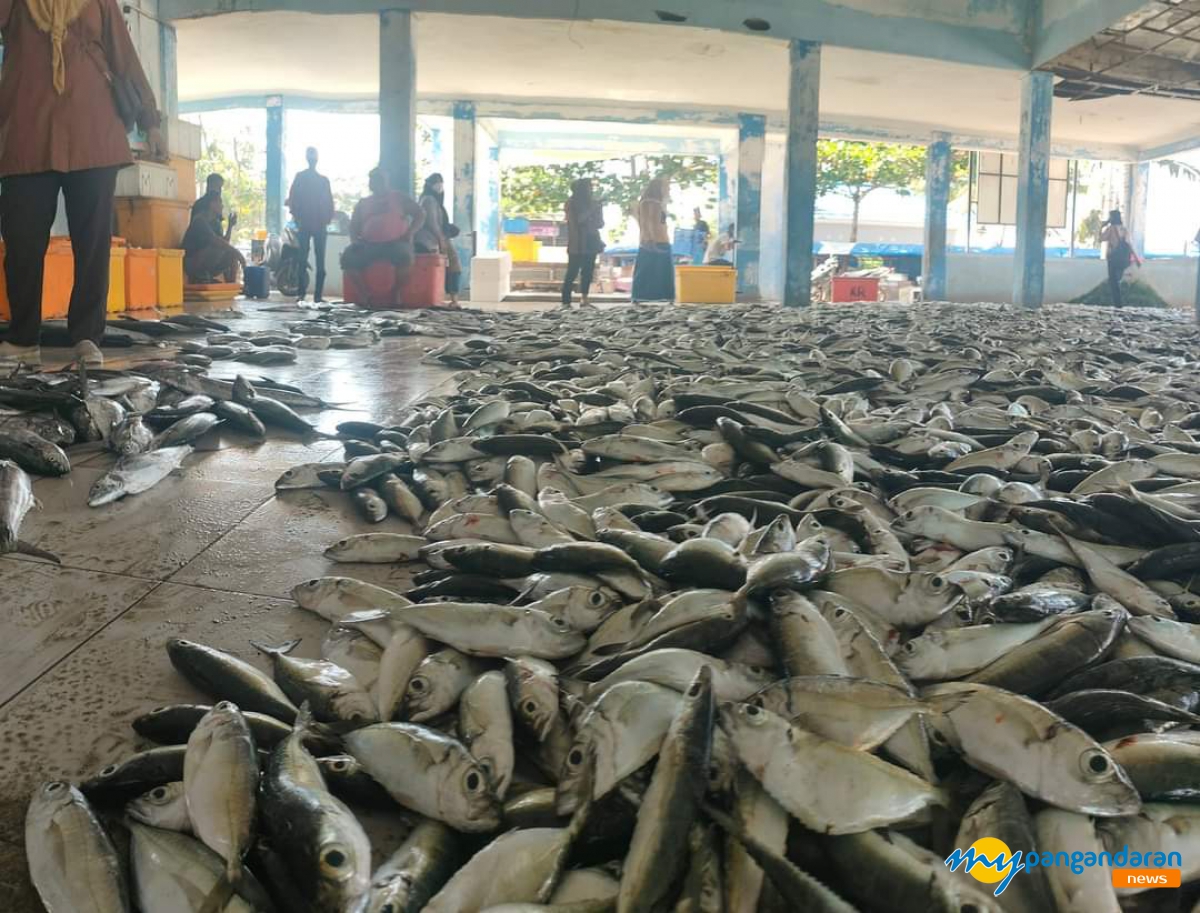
0, 299, 466, 909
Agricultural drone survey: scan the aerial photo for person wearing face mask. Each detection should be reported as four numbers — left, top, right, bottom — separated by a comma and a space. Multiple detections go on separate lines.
413, 172, 462, 306
0, 0, 164, 368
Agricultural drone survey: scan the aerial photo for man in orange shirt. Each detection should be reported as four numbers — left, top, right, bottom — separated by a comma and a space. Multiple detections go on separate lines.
286, 146, 334, 302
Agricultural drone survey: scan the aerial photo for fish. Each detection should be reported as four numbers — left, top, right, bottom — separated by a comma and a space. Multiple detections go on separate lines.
183, 701, 259, 881
0, 427, 70, 475
89, 445, 193, 507
343, 723, 502, 831
26, 781, 130, 913
260, 708, 372, 912
127, 781, 192, 833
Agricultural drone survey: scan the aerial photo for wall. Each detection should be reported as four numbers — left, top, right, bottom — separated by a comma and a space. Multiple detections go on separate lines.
946, 253, 1198, 308
759, 138, 786, 302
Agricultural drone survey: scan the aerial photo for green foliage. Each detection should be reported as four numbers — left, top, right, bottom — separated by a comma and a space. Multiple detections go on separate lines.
196, 127, 264, 245
501, 155, 718, 227
816, 140, 928, 241
1077, 209, 1103, 247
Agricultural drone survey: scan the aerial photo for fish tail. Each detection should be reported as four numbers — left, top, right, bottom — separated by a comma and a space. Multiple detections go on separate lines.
15, 540, 60, 564
250, 638, 301, 657
196, 871, 237, 913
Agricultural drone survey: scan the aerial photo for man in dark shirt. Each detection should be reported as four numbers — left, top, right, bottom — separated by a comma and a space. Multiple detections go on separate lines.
192, 174, 236, 240
286, 146, 335, 302
183, 195, 245, 283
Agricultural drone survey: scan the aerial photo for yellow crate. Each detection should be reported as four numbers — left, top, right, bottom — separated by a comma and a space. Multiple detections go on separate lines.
503, 234, 541, 262
157, 249, 185, 307
107, 246, 127, 314
676, 265, 736, 304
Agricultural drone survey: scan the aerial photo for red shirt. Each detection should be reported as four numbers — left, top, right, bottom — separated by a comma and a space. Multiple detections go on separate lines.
0, 0, 159, 177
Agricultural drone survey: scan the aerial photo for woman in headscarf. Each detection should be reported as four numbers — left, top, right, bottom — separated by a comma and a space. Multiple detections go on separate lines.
413, 172, 462, 306
561, 178, 604, 308
631, 175, 674, 303
0, 0, 164, 367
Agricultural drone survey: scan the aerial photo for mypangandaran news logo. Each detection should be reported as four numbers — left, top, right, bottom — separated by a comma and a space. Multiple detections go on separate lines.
944, 837, 1183, 896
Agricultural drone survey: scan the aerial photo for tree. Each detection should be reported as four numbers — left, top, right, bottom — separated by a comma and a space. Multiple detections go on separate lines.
502, 155, 717, 236
816, 140, 928, 242
196, 127, 265, 245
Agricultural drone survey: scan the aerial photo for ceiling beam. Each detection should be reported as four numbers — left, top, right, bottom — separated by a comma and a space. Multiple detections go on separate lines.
159, 0, 1031, 69
1034, 0, 1155, 67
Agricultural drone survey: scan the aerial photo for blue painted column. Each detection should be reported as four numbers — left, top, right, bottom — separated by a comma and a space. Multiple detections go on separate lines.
380, 9, 417, 198
159, 24, 178, 120
475, 121, 501, 253
1126, 162, 1149, 258
923, 132, 952, 301
453, 101, 476, 292
265, 98, 284, 237
718, 132, 736, 239
784, 40, 821, 307
736, 113, 765, 299
1012, 71, 1053, 309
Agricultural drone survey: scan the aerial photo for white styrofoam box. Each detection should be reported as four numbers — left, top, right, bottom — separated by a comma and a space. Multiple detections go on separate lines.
165, 117, 203, 161
115, 162, 179, 200
471, 252, 512, 302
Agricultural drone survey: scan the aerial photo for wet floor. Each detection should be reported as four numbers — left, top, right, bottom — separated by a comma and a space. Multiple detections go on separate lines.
0, 297, 551, 910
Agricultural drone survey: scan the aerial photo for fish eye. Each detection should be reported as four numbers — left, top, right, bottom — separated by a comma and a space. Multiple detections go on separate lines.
553, 618, 570, 630
322, 847, 348, 870
588, 591, 605, 606
464, 770, 483, 792
931, 576, 944, 589
833, 607, 847, 619
1081, 748, 1113, 779
523, 700, 538, 715
410, 678, 427, 693
904, 511, 915, 521
568, 748, 584, 767
100, 764, 118, 776
687, 681, 703, 697
902, 642, 916, 653
46, 782, 65, 793
745, 704, 762, 718
770, 589, 790, 602
151, 787, 168, 800
332, 759, 349, 771
216, 701, 235, 711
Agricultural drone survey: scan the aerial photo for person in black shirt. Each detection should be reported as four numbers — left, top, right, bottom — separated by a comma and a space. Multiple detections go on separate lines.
191, 173, 236, 240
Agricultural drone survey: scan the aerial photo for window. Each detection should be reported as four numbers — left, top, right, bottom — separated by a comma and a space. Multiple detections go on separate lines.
975, 153, 1068, 228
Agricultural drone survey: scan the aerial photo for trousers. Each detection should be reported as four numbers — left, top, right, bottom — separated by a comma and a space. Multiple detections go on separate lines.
562, 253, 597, 305
297, 227, 328, 301
1, 166, 118, 346
1107, 256, 1127, 307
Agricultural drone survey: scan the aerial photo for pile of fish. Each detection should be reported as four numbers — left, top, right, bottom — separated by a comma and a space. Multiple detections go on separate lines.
28, 300, 1200, 912
172, 308, 432, 368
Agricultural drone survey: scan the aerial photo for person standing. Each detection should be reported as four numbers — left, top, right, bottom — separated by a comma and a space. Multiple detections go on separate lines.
413, 173, 462, 306
692, 207, 710, 265
0, 0, 164, 367
286, 146, 334, 302
561, 178, 604, 308
1101, 209, 1141, 307
630, 176, 674, 303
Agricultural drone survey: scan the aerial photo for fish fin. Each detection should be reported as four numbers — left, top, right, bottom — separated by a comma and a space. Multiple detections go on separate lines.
294, 701, 317, 739
250, 638, 302, 657
15, 540, 60, 564
196, 871, 237, 913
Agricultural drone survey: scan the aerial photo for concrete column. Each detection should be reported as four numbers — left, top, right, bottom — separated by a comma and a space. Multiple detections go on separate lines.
266, 98, 284, 237
453, 101, 476, 291
475, 120, 501, 252
736, 113, 765, 299
1012, 70, 1054, 309
1126, 161, 1149, 258
923, 132, 952, 301
380, 9, 417, 197
159, 23, 178, 120
718, 134, 736, 240
784, 39, 821, 307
